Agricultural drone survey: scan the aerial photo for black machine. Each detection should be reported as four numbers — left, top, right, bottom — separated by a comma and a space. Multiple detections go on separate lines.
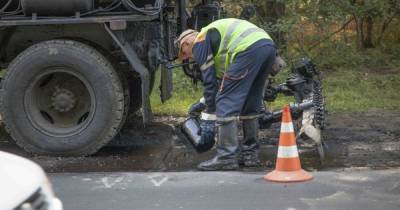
0, 0, 325, 159
0, 0, 226, 156
0, 0, 165, 16
182, 58, 326, 159
261, 57, 325, 130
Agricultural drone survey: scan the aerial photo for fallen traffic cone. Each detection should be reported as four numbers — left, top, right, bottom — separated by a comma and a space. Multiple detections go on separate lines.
264, 105, 313, 183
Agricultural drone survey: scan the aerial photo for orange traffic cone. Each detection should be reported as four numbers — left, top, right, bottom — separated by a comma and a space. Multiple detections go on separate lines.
264, 105, 313, 183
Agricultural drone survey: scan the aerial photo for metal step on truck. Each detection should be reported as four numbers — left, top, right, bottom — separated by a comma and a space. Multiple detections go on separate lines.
0, 0, 223, 156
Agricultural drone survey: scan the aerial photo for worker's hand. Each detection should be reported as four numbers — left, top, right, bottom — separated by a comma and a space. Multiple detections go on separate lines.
198, 119, 216, 152
188, 102, 206, 117
197, 112, 216, 152
263, 85, 278, 102
259, 112, 273, 129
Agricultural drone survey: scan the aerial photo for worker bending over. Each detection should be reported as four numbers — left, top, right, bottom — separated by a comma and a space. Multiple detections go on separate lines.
176, 18, 277, 171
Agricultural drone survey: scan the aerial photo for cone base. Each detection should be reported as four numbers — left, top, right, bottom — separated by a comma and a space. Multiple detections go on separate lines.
264, 169, 313, 183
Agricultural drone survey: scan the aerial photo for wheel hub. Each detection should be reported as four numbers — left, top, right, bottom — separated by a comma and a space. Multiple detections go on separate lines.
51, 87, 76, 113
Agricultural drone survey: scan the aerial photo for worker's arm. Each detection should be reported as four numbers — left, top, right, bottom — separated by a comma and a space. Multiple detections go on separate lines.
192, 31, 219, 114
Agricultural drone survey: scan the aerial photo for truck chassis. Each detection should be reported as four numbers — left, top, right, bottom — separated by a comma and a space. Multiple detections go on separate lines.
0, 0, 197, 156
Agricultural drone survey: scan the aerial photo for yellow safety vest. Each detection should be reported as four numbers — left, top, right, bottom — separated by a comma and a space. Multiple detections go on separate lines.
195, 18, 272, 77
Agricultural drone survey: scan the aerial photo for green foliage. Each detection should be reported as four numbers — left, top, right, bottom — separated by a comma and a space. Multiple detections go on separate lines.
151, 61, 400, 116
246, 0, 400, 65
150, 0, 400, 116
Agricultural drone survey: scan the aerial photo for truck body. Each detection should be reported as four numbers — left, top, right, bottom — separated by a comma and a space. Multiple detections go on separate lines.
0, 0, 223, 156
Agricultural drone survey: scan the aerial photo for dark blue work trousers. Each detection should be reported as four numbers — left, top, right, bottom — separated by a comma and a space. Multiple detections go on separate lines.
216, 40, 276, 121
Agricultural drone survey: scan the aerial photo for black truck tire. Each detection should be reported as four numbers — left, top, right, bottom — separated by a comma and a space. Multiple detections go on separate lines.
0, 40, 125, 156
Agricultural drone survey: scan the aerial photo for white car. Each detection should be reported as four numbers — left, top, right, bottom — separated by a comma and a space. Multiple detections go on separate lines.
0, 151, 63, 210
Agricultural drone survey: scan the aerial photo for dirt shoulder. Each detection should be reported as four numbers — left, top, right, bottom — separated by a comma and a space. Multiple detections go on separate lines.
0, 111, 399, 172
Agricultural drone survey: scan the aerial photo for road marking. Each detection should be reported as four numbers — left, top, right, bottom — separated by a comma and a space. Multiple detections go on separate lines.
101, 177, 112, 188
101, 176, 124, 188
338, 174, 369, 182
148, 174, 169, 187
388, 181, 400, 192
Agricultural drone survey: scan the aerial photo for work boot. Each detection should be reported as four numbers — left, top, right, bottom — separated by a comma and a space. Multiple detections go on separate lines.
198, 120, 239, 171
239, 118, 261, 167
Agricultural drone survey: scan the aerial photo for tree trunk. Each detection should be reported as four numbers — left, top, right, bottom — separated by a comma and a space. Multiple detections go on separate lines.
377, 15, 394, 44
362, 16, 374, 48
354, 16, 363, 49
264, 0, 286, 46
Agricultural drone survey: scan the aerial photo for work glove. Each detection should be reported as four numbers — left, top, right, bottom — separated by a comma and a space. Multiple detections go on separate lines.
188, 101, 206, 117
197, 112, 216, 152
263, 85, 278, 102
259, 112, 273, 129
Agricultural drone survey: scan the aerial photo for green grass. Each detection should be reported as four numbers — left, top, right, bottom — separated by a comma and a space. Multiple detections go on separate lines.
323, 68, 400, 113
0, 69, 5, 78
150, 69, 203, 116
151, 49, 400, 116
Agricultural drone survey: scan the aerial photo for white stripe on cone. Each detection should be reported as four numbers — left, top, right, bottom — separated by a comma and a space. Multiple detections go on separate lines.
280, 122, 294, 133
277, 145, 299, 158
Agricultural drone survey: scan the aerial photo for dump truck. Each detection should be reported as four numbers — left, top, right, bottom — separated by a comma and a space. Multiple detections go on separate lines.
0, 0, 224, 156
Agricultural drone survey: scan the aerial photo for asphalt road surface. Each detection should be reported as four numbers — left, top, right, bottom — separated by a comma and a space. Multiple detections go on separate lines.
1, 112, 399, 209
1, 112, 400, 172
50, 169, 400, 210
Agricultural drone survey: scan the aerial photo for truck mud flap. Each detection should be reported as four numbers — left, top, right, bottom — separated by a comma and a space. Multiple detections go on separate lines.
160, 64, 173, 102
104, 23, 153, 124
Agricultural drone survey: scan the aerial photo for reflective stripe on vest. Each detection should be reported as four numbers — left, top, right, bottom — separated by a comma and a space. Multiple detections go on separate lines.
196, 19, 272, 77
227, 27, 266, 63
219, 20, 242, 72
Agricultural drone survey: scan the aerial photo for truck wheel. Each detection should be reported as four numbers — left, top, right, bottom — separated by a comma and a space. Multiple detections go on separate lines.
0, 40, 125, 156
111, 62, 130, 132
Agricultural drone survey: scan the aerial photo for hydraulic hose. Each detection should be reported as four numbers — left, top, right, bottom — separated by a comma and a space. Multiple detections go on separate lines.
259, 101, 314, 129
122, 0, 164, 15
0, 0, 22, 17
0, 0, 13, 12
80, 0, 122, 17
